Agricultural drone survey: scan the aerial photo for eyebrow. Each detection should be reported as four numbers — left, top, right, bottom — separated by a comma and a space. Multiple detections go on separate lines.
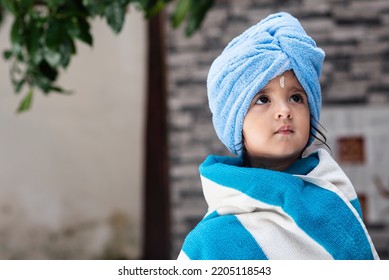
290, 85, 306, 93
257, 85, 306, 95
257, 88, 269, 95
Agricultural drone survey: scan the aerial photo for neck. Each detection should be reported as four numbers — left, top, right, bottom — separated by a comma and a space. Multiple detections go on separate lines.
245, 154, 300, 171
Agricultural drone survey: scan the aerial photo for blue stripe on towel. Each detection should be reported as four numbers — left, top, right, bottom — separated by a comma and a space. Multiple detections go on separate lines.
182, 211, 268, 260
285, 152, 319, 175
286, 181, 373, 260
350, 198, 363, 220
200, 156, 374, 260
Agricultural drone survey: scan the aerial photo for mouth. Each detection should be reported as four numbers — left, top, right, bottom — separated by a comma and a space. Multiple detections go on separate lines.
275, 125, 294, 135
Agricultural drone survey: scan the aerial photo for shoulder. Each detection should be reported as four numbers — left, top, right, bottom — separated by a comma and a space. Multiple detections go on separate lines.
181, 211, 267, 260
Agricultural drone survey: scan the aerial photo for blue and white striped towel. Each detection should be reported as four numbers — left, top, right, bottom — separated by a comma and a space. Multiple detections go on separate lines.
178, 149, 379, 260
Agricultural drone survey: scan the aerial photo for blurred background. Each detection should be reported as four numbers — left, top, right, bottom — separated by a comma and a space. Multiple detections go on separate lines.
0, 5, 146, 259
1, 0, 389, 259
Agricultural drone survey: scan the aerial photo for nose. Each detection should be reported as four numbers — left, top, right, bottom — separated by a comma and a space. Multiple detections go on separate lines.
274, 102, 292, 120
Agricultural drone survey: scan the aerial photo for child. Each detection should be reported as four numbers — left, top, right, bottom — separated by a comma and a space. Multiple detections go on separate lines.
177, 12, 379, 260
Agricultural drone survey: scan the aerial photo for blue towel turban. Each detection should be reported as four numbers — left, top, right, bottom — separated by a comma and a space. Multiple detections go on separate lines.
207, 12, 325, 155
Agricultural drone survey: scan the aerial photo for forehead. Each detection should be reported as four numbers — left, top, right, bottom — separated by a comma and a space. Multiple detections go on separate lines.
265, 70, 302, 89
254, 72, 305, 99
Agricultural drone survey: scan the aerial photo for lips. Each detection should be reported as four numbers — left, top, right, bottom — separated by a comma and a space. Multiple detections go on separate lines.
275, 125, 294, 134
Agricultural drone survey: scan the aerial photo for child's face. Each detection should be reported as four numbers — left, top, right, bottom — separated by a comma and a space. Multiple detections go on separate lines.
242, 70, 310, 170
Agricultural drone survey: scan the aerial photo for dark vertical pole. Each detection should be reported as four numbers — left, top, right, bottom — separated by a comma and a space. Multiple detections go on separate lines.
142, 11, 170, 259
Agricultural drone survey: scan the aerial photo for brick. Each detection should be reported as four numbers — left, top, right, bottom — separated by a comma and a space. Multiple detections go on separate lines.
350, 0, 389, 14
300, 19, 335, 34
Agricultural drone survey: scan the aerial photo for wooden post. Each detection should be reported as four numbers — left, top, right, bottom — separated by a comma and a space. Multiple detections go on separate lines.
142, 11, 170, 259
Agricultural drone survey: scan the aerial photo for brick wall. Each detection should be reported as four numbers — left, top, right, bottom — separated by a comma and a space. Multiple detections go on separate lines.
166, 0, 389, 258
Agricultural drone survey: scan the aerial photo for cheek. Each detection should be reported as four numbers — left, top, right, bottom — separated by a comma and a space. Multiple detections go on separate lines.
302, 113, 311, 139
242, 114, 266, 145
242, 115, 254, 143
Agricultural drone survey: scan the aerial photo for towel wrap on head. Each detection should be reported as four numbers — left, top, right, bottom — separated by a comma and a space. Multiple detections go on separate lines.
207, 12, 325, 155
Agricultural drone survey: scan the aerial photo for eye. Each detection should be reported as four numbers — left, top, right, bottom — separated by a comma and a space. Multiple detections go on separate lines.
255, 95, 270, 104
290, 94, 304, 103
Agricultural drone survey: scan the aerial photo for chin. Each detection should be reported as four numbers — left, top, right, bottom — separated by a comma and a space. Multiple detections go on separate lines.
272, 147, 305, 159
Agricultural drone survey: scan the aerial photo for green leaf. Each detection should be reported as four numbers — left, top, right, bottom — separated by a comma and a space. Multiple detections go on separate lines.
135, 0, 172, 12
12, 44, 24, 61
10, 18, 24, 45
45, 18, 62, 49
39, 60, 58, 82
48, 85, 64, 93
74, 18, 93, 46
143, 0, 167, 18
105, 2, 125, 33
2, 0, 17, 15
17, 89, 33, 113
83, 0, 106, 16
65, 17, 81, 38
46, 0, 66, 9
3, 49, 13, 60
0, 4, 5, 26
57, 38, 76, 68
19, 0, 34, 13
13, 78, 26, 93
35, 74, 52, 93
170, 0, 190, 28
185, 0, 214, 36
43, 48, 61, 67
48, 85, 72, 95
26, 19, 41, 62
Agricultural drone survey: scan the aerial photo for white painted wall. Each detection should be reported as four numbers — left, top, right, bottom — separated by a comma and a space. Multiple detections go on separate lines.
0, 9, 146, 259
320, 106, 389, 225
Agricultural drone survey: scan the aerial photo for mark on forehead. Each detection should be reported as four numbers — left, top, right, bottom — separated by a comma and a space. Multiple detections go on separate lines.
280, 75, 285, 88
